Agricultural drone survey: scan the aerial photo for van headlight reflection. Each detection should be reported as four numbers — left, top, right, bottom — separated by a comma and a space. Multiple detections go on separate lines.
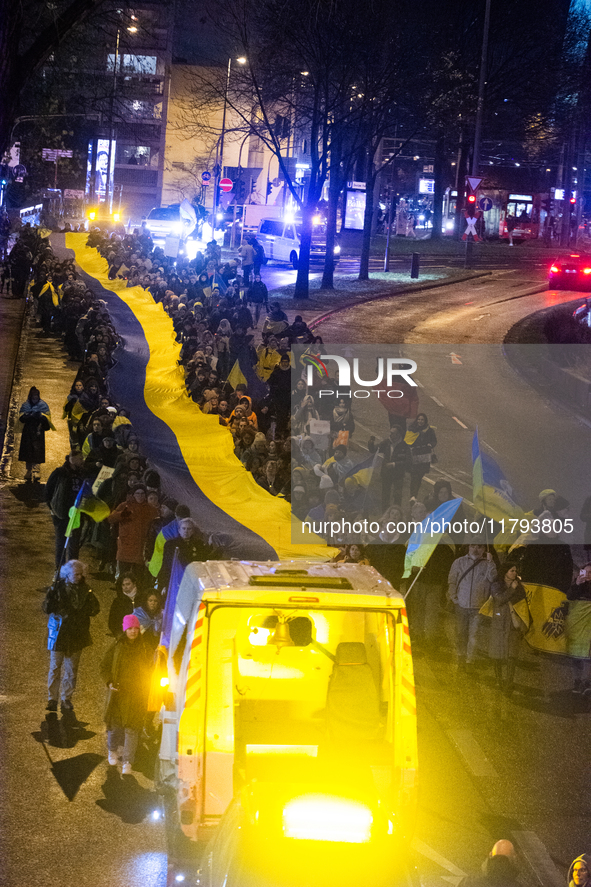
283, 794, 372, 843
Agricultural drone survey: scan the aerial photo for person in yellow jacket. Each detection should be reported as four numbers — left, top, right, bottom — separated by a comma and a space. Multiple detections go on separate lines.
255, 335, 281, 381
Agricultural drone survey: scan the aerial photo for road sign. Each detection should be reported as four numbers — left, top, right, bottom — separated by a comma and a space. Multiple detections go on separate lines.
201, 170, 211, 182
462, 216, 480, 242
219, 178, 233, 193
466, 176, 482, 192
42, 148, 73, 161
479, 196, 493, 212
64, 189, 85, 199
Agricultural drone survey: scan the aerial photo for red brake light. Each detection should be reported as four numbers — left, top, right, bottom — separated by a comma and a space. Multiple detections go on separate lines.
550, 265, 560, 273
583, 268, 591, 275
570, 254, 580, 258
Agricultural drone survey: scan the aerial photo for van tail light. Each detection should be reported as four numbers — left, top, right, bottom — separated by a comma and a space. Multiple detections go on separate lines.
550, 265, 560, 273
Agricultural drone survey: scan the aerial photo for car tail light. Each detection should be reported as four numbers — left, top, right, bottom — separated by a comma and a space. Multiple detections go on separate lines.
583, 268, 591, 275
550, 265, 560, 273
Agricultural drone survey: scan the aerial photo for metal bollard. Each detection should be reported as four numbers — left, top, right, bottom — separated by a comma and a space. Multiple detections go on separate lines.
410, 252, 420, 279
464, 240, 474, 269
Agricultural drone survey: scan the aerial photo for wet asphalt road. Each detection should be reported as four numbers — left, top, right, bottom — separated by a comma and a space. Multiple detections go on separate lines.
1, 269, 590, 887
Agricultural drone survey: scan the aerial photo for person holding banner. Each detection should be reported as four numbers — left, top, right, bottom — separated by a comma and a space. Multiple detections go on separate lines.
566, 563, 591, 694
489, 561, 527, 694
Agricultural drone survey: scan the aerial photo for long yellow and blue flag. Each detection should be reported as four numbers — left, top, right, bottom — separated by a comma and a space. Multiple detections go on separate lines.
472, 429, 523, 524
65, 480, 111, 537
403, 497, 463, 578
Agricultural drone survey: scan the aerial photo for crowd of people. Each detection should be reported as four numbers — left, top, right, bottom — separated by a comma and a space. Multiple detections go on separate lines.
5, 218, 589, 781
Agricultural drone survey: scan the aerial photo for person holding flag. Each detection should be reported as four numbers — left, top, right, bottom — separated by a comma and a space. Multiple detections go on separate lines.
42, 559, 100, 714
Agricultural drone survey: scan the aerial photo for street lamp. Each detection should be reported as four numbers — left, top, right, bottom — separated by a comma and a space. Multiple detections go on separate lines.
212, 56, 247, 236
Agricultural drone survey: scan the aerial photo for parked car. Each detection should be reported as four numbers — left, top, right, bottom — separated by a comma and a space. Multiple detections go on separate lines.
549, 253, 591, 290
256, 218, 340, 268
143, 202, 206, 244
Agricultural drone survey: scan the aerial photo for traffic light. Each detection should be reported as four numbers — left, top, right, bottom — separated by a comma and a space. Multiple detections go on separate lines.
467, 193, 477, 208
235, 180, 246, 203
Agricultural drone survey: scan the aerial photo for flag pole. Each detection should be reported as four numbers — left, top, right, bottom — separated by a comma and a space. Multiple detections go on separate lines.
475, 426, 490, 550
404, 564, 425, 600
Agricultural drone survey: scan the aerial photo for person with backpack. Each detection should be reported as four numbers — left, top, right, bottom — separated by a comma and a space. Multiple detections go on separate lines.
250, 235, 266, 275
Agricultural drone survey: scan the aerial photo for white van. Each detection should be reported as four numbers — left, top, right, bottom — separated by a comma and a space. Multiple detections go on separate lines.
257, 218, 340, 268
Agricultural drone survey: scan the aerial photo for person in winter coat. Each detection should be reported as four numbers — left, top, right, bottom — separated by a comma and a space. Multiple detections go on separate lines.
459, 840, 520, 887
133, 591, 163, 649
406, 413, 437, 499
108, 574, 141, 636
100, 613, 154, 774
565, 563, 591, 694
489, 561, 527, 693
45, 450, 86, 567
158, 517, 218, 594
107, 483, 159, 586
330, 397, 355, 442
239, 239, 255, 284
18, 386, 53, 481
568, 855, 591, 887
448, 544, 497, 670
378, 426, 412, 510
246, 274, 269, 326
42, 559, 100, 713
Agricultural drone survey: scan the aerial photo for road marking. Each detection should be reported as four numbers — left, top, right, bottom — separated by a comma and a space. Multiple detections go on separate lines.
476, 313, 491, 319
412, 839, 467, 879
415, 378, 424, 388
446, 729, 498, 778
452, 416, 468, 428
450, 352, 463, 364
511, 831, 564, 887
431, 396, 445, 407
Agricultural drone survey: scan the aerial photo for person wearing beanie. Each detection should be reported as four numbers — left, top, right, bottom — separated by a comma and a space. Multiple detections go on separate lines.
533, 489, 557, 516
100, 611, 154, 774
568, 855, 591, 887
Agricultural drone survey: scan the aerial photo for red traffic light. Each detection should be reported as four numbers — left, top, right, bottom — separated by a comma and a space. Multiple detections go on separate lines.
570, 197, 576, 204
467, 193, 477, 204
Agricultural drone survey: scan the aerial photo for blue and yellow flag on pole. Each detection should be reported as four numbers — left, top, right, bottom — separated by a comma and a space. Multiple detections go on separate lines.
65, 480, 110, 537
472, 429, 523, 524
342, 451, 382, 488
403, 497, 463, 577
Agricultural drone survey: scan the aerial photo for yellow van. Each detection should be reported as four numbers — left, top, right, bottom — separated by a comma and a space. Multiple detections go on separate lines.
157, 560, 417, 870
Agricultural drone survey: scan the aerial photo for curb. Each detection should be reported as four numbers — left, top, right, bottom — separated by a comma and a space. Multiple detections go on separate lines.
302, 271, 493, 329
0, 293, 33, 481
503, 296, 591, 425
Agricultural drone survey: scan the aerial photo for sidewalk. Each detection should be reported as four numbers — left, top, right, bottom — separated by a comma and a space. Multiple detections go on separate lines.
0, 306, 166, 886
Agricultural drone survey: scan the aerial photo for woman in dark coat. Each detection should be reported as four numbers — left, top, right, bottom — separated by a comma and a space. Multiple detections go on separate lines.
100, 613, 154, 774
489, 560, 527, 693
406, 412, 437, 499
18, 386, 52, 481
